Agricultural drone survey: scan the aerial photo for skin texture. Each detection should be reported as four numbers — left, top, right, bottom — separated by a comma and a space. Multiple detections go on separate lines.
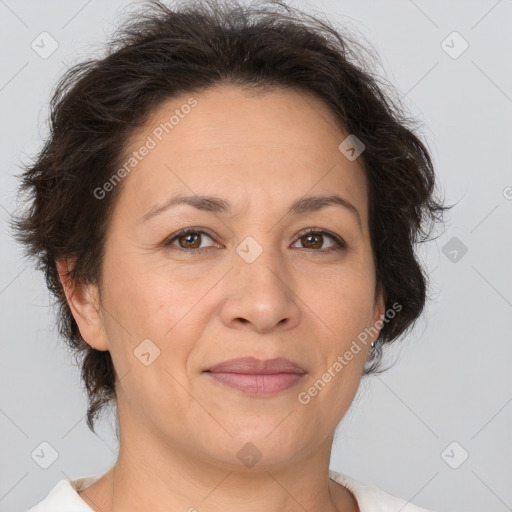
57, 84, 384, 512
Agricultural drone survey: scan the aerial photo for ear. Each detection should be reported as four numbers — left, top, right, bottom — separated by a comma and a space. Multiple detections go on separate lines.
56, 258, 109, 351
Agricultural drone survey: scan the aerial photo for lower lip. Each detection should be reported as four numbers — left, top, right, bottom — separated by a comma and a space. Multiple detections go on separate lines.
204, 372, 306, 395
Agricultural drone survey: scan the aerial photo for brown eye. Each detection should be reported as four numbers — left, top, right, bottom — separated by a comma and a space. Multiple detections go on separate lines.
165, 229, 216, 251
300, 233, 325, 249
165, 228, 346, 253
177, 232, 201, 249
292, 230, 347, 252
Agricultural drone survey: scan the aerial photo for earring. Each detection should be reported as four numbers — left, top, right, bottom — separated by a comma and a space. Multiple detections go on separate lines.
363, 337, 381, 373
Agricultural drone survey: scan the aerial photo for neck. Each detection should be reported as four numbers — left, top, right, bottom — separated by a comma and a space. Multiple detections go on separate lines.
78, 439, 358, 512
77, 393, 359, 512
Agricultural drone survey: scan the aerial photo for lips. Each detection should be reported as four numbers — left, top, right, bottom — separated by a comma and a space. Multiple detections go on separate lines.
204, 357, 307, 395
205, 356, 306, 375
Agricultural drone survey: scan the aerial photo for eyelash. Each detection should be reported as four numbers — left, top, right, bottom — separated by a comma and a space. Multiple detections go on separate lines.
163, 227, 347, 254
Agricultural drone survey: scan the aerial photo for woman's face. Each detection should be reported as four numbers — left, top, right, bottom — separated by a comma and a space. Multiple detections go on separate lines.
73, 84, 384, 469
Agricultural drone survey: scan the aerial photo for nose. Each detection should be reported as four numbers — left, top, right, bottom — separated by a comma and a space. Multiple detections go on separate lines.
219, 248, 301, 334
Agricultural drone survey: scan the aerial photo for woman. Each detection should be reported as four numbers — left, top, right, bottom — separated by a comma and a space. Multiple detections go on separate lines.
13, 0, 448, 510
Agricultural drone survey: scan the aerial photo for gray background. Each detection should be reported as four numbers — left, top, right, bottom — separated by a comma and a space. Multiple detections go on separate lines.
1, 1, 511, 511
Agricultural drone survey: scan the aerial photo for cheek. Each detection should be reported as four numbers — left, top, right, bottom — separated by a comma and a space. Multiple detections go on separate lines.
305, 273, 376, 391
313, 267, 376, 331
101, 254, 212, 375
307, 275, 374, 388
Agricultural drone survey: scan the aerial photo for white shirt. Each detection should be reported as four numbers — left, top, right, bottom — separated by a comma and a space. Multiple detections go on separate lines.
25, 469, 437, 512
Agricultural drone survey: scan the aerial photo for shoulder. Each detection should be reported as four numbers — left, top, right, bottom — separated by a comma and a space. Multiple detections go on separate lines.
24, 473, 104, 512
329, 469, 439, 512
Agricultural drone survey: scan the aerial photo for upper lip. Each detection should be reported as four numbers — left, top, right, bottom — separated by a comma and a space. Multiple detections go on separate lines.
205, 357, 306, 375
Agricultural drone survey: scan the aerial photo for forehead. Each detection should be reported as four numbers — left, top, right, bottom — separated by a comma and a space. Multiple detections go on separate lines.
138, 84, 349, 153
113, 84, 369, 225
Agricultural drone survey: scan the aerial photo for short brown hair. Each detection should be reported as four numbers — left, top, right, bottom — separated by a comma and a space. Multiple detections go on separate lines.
11, 0, 449, 434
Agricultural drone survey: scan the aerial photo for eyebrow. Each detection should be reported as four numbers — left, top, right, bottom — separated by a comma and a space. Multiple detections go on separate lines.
137, 193, 362, 230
